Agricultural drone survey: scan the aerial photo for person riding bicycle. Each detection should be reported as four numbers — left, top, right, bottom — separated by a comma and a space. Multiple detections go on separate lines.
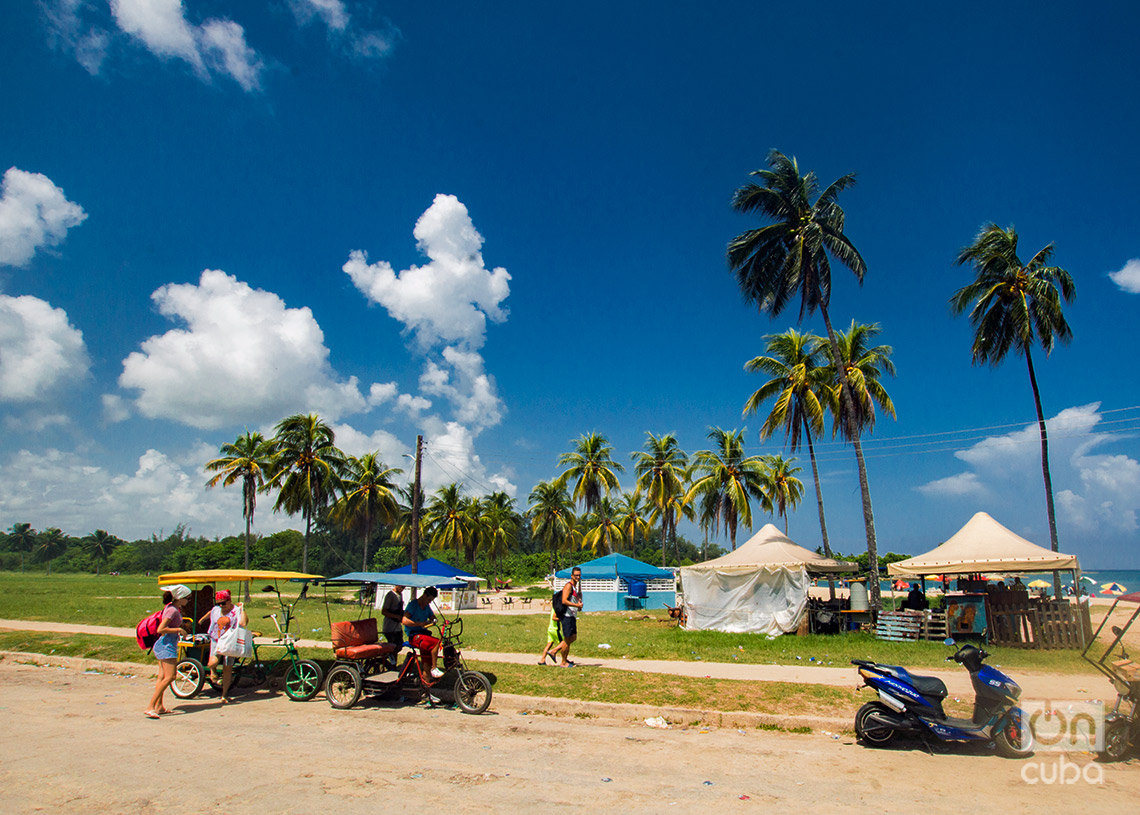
402, 586, 445, 679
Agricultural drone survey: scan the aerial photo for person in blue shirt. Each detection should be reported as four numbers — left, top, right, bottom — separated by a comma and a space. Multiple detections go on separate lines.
402, 586, 444, 679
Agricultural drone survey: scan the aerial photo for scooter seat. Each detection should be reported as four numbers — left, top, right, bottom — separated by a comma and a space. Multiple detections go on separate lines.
909, 674, 948, 699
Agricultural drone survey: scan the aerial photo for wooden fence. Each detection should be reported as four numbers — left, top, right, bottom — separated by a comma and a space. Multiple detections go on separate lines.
875, 610, 948, 642
987, 600, 1092, 650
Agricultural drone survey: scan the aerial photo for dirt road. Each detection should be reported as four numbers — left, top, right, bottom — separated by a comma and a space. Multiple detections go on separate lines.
1, 658, 1135, 814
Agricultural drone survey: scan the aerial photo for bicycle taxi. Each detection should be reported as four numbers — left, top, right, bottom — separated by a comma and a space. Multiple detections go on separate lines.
318, 571, 493, 714
156, 569, 325, 702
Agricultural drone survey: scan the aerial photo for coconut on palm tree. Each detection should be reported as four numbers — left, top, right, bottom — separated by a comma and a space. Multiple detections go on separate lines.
952, 223, 1076, 597
556, 433, 624, 516
206, 430, 275, 580
728, 150, 883, 607
759, 455, 804, 534
632, 432, 688, 566
331, 452, 402, 571
266, 413, 347, 574
528, 480, 577, 573
744, 329, 838, 595
684, 427, 768, 550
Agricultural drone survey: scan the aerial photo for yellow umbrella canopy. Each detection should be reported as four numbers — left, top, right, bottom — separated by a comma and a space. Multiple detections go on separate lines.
1027, 579, 1051, 589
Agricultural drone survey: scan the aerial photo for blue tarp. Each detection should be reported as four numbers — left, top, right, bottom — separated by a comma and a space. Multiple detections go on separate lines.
390, 558, 479, 580
323, 571, 466, 589
556, 553, 674, 581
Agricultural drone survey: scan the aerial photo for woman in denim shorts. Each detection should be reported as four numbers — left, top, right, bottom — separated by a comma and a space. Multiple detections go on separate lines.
146, 584, 190, 719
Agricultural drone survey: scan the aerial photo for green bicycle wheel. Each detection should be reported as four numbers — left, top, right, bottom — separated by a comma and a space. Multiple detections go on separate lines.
283, 659, 323, 701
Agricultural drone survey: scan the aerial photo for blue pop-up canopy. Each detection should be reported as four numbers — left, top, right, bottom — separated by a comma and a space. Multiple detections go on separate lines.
390, 557, 482, 582
323, 571, 466, 589
556, 553, 673, 581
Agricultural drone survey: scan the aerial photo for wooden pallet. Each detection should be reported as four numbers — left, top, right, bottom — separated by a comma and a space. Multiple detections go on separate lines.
876, 611, 922, 641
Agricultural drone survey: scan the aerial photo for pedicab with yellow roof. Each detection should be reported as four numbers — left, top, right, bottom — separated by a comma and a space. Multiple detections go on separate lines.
156, 569, 324, 701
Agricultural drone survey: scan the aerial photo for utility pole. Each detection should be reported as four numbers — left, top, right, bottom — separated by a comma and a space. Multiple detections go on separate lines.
410, 434, 423, 574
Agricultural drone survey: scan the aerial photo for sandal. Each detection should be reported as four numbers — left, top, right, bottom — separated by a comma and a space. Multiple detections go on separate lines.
144, 710, 160, 719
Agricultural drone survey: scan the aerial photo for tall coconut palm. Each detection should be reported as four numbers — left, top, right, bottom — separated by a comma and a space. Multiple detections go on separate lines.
425, 483, 474, 564
83, 529, 121, 576
528, 480, 577, 573
820, 321, 897, 440
684, 427, 768, 550
759, 455, 804, 534
582, 497, 625, 555
614, 491, 650, 556
267, 413, 347, 574
37, 528, 67, 575
653, 488, 695, 565
205, 431, 275, 579
952, 223, 1076, 596
331, 452, 402, 571
728, 150, 883, 607
556, 432, 624, 516
632, 432, 689, 566
744, 329, 837, 592
8, 523, 36, 572
480, 493, 519, 584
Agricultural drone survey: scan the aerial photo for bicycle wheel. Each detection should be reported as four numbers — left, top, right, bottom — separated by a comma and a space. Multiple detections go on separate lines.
171, 657, 205, 699
283, 659, 323, 701
325, 664, 363, 709
454, 670, 492, 715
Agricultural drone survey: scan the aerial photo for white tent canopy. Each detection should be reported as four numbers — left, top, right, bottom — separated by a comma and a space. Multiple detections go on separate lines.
680, 525, 856, 636
888, 512, 1079, 576
684, 524, 859, 575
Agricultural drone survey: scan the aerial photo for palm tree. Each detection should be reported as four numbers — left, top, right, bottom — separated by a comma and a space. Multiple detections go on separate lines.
267, 413, 347, 574
952, 223, 1076, 596
528, 480, 577, 573
37, 528, 67, 575
425, 483, 473, 564
728, 150, 883, 607
480, 493, 519, 585
391, 484, 426, 563
632, 432, 689, 566
654, 488, 695, 565
614, 491, 650, 556
759, 455, 804, 534
556, 432, 624, 516
8, 523, 36, 572
744, 329, 837, 590
331, 452, 402, 571
582, 497, 625, 555
205, 431, 275, 578
820, 321, 897, 440
684, 427, 768, 550
83, 529, 121, 576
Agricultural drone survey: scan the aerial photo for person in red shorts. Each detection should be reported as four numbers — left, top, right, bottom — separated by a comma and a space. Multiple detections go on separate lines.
402, 586, 445, 679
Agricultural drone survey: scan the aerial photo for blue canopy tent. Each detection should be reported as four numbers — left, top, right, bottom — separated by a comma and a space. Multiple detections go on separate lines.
555, 554, 676, 611
390, 558, 480, 582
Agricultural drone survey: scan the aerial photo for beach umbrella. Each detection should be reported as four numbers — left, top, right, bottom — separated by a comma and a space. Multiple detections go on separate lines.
1027, 579, 1051, 589
1101, 582, 1127, 595
1080, 576, 1096, 584
893, 579, 910, 591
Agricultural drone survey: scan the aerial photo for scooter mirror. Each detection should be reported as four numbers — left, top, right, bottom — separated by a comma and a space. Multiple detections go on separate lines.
1111, 625, 1123, 637
262, 585, 277, 593
943, 637, 956, 647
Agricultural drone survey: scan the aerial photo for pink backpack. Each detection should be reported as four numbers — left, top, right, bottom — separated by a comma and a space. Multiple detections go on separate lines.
135, 605, 169, 651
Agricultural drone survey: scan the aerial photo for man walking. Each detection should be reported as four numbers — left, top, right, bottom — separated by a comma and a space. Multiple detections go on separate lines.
556, 567, 583, 667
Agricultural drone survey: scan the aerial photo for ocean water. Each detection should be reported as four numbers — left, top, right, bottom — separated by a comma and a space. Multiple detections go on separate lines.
877, 569, 1140, 595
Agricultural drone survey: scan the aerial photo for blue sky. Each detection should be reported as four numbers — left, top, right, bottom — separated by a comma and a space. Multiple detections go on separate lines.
2, 1, 1138, 568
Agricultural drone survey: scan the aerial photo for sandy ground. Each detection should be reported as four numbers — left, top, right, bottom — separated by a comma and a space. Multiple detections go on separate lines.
0, 658, 1136, 815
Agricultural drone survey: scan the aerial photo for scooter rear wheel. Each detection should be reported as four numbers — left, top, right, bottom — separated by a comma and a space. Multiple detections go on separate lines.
994, 708, 1034, 758
855, 702, 898, 747
1097, 718, 1131, 762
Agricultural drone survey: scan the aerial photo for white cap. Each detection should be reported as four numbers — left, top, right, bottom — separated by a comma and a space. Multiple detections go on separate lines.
161, 584, 191, 600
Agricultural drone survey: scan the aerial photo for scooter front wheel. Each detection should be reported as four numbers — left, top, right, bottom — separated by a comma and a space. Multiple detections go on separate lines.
855, 702, 898, 747
994, 708, 1034, 758
1097, 718, 1131, 762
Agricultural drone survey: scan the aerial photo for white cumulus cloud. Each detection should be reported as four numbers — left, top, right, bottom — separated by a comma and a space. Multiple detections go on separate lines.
117, 269, 377, 429
1108, 258, 1140, 294
0, 167, 87, 267
288, 0, 398, 59
110, 0, 263, 90
914, 471, 985, 498
0, 294, 89, 401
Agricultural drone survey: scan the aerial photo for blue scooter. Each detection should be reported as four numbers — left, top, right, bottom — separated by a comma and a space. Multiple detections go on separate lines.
852, 639, 1034, 757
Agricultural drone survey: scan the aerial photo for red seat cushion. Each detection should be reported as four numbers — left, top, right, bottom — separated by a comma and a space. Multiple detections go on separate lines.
331, 618, 378, 649
335, 642, 399, 660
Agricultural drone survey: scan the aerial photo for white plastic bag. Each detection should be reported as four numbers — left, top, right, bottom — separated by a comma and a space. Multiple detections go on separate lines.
217, 625, 253, 658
